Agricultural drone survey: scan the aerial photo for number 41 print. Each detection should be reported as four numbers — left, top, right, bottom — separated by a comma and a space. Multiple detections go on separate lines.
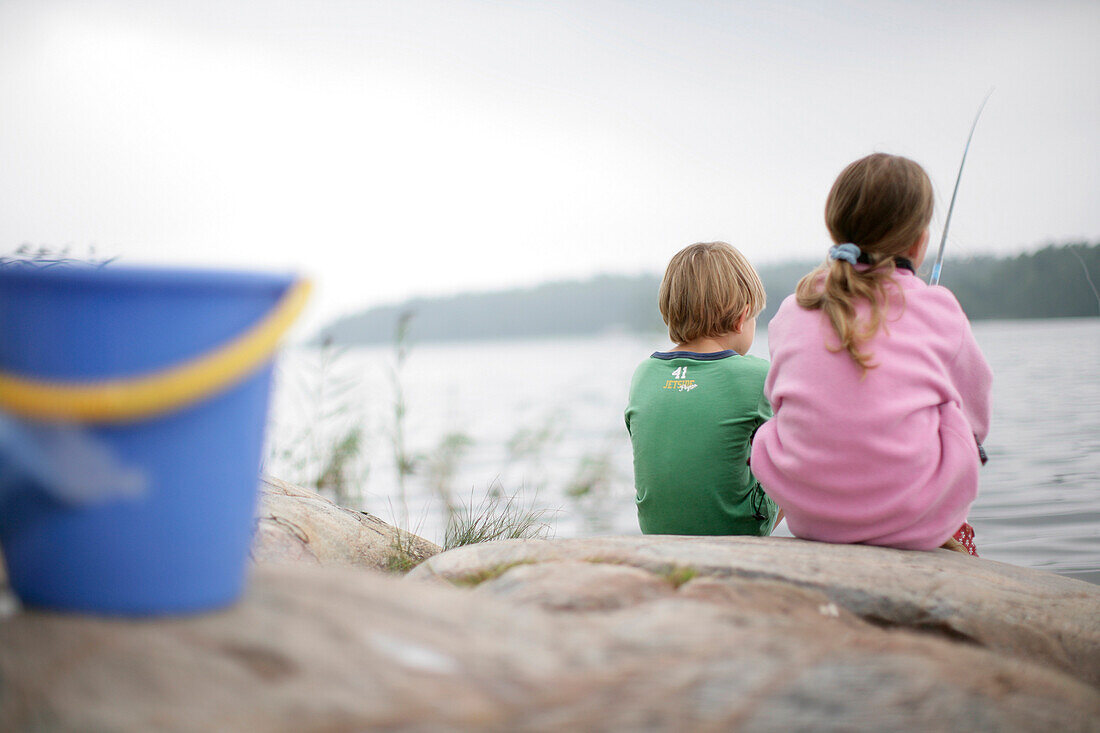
672, 366, 688, 379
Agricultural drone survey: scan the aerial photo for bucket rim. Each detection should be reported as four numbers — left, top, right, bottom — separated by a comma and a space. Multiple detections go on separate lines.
0, 278, 311, 423
0, 262, 298, 292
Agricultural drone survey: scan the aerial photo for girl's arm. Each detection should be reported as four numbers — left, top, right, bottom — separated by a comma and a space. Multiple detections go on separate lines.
948, 321, 993, 443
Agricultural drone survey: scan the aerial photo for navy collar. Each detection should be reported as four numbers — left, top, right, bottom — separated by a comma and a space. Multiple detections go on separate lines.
856, 252, 915, 273
651, 350, 738, 361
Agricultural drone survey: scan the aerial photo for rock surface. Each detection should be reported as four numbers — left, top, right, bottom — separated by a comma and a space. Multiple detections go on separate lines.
2, 486, 1099, 731
251, 475, 440, 570
413, 535, 1100, 688
2, 558, 1099, 732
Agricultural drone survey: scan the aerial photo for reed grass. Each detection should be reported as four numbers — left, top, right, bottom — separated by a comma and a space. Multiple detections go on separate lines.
269, 310, 558, 571
443, 482, 554, 551
564, 436, 620, 535
265, 338, 369, 507
426, 430, 474, 523
388, 310, 417, 529
0, 244, 116, 268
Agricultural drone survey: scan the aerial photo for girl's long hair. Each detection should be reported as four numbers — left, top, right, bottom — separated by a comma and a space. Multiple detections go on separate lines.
796, 153, 934, 371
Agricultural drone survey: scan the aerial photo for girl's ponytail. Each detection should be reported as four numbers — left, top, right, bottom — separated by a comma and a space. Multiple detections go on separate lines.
796, 250, 903, 371
798, 154, 934, 372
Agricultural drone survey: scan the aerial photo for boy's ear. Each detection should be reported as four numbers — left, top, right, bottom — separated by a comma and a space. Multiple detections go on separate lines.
733, 306, 749, 333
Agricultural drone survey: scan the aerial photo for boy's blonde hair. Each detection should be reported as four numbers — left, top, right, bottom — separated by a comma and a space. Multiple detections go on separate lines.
659, 242, 766, 345
796, 153, 934, 370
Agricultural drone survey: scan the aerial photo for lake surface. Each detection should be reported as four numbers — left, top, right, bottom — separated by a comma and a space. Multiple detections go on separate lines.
266, 318, 1100, 584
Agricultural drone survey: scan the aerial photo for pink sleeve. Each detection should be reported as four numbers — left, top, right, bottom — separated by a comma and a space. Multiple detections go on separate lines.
948, 319, 992, 443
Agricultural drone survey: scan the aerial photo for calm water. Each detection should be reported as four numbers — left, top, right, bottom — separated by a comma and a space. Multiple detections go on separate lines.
267, 318, 1100, 584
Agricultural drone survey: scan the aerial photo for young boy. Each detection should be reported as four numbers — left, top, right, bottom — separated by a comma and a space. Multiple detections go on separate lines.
625, 242, 778, 536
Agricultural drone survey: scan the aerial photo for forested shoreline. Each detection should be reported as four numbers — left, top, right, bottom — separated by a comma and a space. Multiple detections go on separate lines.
319, 243, 1099, 345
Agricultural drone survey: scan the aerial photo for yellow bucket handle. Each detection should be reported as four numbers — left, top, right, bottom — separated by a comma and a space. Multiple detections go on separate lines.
0, 279, 312, 423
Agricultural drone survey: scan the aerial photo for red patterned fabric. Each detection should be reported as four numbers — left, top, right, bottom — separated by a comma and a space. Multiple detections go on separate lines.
953, 522, 978, 556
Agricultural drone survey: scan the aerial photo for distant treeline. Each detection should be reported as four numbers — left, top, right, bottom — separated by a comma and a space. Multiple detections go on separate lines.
318, 243, 1099, 345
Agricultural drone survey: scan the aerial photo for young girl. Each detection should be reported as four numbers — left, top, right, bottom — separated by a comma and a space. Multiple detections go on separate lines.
749, 153, 992, 555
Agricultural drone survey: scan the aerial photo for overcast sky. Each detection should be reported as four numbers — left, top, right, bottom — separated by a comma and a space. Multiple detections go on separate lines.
2, 0, 1098, 329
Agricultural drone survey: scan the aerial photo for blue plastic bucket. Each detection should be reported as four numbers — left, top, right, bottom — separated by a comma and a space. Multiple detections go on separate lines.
0, 264, 308, 615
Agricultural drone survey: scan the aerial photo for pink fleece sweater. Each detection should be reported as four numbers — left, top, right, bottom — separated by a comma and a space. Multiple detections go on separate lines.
750, 269, 992, 550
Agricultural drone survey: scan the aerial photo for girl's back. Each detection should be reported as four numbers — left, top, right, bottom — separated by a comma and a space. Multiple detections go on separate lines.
751, 268, 990, 550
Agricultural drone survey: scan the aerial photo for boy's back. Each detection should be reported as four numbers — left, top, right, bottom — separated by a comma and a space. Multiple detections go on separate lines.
626, 348, 775, 536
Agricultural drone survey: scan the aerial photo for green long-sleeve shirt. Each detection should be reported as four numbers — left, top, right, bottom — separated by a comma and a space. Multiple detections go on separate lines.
625, 350, 776, 536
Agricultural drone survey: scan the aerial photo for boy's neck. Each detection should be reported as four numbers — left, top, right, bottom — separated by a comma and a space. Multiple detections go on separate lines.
673, 336, 738, 355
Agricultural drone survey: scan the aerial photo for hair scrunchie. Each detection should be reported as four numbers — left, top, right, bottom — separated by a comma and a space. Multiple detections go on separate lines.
828, 243, 861, 265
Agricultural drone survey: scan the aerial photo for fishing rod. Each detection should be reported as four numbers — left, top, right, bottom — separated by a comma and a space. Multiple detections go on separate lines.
929, 89, 994, 286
